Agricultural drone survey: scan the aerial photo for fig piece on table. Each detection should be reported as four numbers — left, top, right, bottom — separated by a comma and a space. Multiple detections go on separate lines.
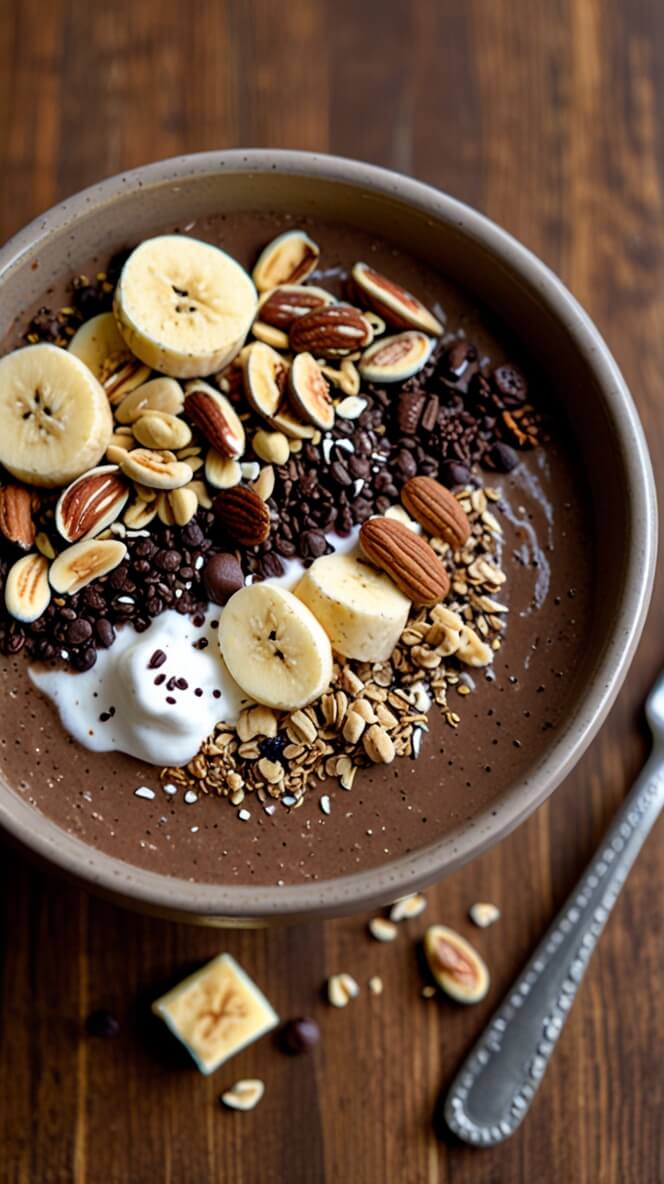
288, 352, 335, 431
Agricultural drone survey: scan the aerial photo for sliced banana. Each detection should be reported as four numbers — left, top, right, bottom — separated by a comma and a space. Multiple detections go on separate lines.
49, 538, 127, 595
218, 584, 333, 711
0, 344, 113, 487
5, 553, 51, 622
295, 553, 410, 662
68, 312, 151, 403
114, 235, 257, 378
204, 450, 242, 490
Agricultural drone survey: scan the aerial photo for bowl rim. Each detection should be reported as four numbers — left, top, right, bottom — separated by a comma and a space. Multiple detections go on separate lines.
0, 148, 657, 919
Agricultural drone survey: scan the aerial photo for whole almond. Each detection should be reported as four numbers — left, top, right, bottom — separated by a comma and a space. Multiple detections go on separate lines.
213, 485, 270, 546
0, 485, 36, 550
184, 384, 245, 459
360, 517, 450, 606
55, 466, 129, 543
401, 476, 471, 548
258, 284, 333, 330
289, 304, 372, 358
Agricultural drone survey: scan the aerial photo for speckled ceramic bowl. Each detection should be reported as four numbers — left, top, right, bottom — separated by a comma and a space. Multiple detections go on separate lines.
0, 151, 656, 923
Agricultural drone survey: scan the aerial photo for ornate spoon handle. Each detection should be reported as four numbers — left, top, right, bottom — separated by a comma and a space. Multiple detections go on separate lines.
444, 754, 664, 1146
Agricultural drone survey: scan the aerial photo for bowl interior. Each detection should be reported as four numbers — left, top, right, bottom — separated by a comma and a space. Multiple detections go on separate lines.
0, 152, 655, 920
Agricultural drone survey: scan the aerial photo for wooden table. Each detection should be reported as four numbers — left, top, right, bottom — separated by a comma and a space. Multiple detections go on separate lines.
1, 2, 662, 1181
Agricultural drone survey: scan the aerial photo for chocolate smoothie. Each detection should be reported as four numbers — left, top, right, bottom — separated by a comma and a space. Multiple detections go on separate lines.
0, 214, 593, 886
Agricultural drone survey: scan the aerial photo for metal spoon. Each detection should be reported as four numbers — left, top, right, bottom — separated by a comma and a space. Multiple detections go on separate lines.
444, 669, 664, 1146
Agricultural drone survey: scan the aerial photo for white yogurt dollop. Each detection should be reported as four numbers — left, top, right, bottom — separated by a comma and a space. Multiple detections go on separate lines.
30, 608, 245, 766
29, 527, 362, 768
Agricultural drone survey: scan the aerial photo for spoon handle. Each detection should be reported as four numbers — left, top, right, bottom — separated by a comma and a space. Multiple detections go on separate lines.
444, 753, 664, 1146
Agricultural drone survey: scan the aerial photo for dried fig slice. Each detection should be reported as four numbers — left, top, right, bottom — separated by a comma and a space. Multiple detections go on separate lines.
423, 925, 490, 1004
257, 284, 335, 330
288, 353, 335, 431
252, 230, 320, 292
358, 330, 434, 383
352, 261, 443, 335
242, 342, 286, 420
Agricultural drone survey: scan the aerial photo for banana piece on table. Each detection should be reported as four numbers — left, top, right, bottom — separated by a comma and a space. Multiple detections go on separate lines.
114, 235, 258, 379
0, 343, 114, 487
218, 584, 333, 711
68, 311, 151, 403
295, 552, 410, 662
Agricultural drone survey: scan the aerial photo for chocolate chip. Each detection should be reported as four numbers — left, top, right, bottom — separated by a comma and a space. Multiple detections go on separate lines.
65, 619, 93, 646
259, 734, 287, 761
280, 1017, 320, 1055
330, 460, 352, 487
203, 552, 244, 606
85, 1009, 120, 1039
440, 460, 471, 487
71, 647, 97, 672
301, 530, 328, 559
155, 549, 182, 573
148, 649, 167, 669
154, 673, 166, 685
491, 364, 528, 407
488, 442, 519, 472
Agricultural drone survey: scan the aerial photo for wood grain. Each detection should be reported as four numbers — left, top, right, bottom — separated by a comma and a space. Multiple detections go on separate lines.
1, 1, 662, 1181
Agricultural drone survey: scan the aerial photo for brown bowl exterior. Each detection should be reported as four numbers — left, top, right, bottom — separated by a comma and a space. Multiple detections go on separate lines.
0, 151, 656, 923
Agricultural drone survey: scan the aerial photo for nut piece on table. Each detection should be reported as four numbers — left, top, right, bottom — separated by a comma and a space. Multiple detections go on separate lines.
368, 917, 398, 942
252, 229, 320, 291
389, 892, 428, 923
221, 1079, 265, 1112
351, 261, 444, 336
423, 925, 490, 1004
469, 902, 501, 928
327, 973, 360, 1008
4, 552, 51, 622
152, 953, 279, 1076
358, 330, 434, 383
401, 475, 471, 549
55, 465, 129, 543
359, 517, 450, 607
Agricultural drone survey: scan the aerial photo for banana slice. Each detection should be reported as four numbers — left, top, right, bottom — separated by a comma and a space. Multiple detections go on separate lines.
114, 235, 257, 379
49, 538, 127, 595
218, 584, 333, 711
68, 312, 151, 403
0, 344, 114, 487
295, 553, 410, 662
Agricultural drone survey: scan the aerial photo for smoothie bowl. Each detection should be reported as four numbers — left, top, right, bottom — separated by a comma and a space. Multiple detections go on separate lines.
0, 151, 655, 923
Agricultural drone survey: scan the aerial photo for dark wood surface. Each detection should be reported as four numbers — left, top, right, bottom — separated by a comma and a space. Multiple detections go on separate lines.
1, 2, 662, 1181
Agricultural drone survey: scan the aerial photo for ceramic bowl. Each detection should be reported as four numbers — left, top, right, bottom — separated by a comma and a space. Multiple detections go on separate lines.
0, 151, 656, 922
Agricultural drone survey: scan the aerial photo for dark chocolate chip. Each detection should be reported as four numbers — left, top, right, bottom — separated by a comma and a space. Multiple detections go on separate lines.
203, 552, 244, 606
280, 1017, 320, 1054
85, 1009, 120, 1039
488, 442, 520, 472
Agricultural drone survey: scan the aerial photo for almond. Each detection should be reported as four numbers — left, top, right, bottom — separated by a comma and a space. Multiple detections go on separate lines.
212, 485, 270, 547
359, 517, 450, 606
184, 383, 245, 459
258, 284, 335, 330
0, 485, 36, 550
401, 476, 471, 548
55, 465, 129, 543
289, 304, 372, 358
